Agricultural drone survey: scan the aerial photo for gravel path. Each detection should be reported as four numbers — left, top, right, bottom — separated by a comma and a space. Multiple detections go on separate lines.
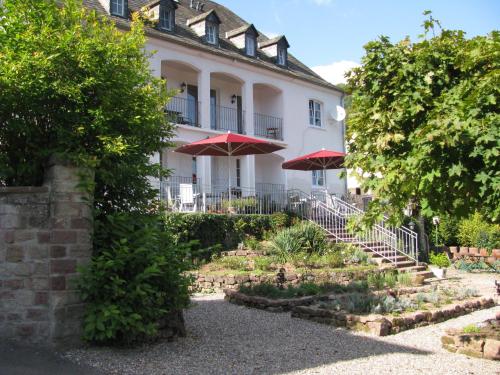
65, 271, 500, 375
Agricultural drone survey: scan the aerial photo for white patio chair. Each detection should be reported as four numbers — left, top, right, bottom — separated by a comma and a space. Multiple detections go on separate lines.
179, 183, 198, 212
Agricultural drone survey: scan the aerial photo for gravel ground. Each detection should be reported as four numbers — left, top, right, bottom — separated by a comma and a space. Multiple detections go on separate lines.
64, 270, 500, 375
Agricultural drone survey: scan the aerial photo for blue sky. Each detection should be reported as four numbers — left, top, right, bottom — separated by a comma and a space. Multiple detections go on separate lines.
216, 0, 499, 83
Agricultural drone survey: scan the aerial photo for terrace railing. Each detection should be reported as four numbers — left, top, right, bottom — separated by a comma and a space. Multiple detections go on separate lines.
165, 96, 200, 127
254, 113, 284, 141
211, 105, 245, 134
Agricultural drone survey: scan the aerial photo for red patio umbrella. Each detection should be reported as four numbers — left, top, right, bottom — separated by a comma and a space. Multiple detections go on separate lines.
175, 132, 285, 206
282, 148, 345, 193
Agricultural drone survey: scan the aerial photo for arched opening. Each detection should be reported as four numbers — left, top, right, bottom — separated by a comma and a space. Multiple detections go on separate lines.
162, 60, 201, 128
210, 72, 245, 134
253, 83, 284, 140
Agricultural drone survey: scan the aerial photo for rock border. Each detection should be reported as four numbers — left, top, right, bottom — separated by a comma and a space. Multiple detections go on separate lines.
291, 297, 496, 336
224, 289, 330, 312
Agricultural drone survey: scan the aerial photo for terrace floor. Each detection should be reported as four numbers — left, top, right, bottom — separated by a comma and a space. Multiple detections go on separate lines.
62, 269, 499, 375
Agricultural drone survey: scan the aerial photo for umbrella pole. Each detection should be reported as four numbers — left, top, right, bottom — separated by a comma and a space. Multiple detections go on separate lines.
228, 153, 231, 212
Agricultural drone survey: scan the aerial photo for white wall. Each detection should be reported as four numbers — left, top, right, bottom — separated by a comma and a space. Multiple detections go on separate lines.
147, 37, 346, 196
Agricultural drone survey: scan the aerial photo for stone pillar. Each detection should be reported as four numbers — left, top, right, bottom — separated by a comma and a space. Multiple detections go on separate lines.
0, 158, 94, 346
44, 158, 94, 346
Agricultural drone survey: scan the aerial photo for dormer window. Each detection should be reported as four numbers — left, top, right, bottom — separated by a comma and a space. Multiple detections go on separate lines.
187, 9, 221, 46
159, 3, 175, 31
206, 23, 218, 45
110, 0, 126, 17
259, 35, 290, 67
246, 34, 256, 56
277, 47, 287, 66
226, 24, 260, 57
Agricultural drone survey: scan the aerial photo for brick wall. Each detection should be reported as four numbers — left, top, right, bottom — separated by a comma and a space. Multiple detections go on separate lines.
0, 159, 93, 346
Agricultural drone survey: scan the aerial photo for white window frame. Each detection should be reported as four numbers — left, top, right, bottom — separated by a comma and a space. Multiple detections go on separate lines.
246, 35, 256, 56
110, 0, 125, 16
312, 169, 325, 187
159, 7, 172, 31
309, 99, 323, 127
206, 23, 217, 45
277, 47, 286, 66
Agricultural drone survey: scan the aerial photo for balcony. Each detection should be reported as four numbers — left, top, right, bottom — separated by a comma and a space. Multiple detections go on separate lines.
165, 96, 200, 128
211, 105, 245, 134
254, 113, 283, 141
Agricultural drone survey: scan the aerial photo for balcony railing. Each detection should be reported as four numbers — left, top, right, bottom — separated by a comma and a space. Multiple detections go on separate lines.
254, 113, 283, 141
211, 105, 245, 134
165, 96, 200, 127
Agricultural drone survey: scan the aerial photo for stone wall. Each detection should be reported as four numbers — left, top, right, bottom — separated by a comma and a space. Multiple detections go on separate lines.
0, 159, 93, 346
191, 268, 382, 293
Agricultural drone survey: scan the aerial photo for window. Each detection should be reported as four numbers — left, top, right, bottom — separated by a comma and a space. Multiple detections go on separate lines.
246, 35, 256, 56
277, 47, 287, 66
110, 0, 125, 16
159, 7, 173, 31
309, 100, 322, 127
192, 157, 197, 184
206, 23, 217, 45
236, 159, 241, 187
312, 170, 325, 187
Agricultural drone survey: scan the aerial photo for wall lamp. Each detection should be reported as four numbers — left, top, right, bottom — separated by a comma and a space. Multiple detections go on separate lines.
180, 82, 187, 93
231, 94, 237, 104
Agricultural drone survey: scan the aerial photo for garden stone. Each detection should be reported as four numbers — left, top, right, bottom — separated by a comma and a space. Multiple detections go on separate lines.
483, 339, 500, 360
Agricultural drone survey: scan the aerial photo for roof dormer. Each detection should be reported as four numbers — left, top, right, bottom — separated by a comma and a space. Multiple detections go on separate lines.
226, 24, 260, 57
186, 9, 221, 46
259, 36, 290, 67
158, 0, 177, 32
110, 0, 128, 18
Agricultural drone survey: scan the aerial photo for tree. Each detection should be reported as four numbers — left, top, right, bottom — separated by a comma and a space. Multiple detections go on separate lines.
0, 0, 174, 214
345, 12, 499, 227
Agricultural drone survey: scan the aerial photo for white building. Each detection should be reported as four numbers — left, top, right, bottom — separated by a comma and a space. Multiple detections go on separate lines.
88, 0, 347, 207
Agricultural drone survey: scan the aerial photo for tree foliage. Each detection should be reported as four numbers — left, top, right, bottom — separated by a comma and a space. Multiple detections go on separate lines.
346, 13, 499, 226
0, 0, 174, 214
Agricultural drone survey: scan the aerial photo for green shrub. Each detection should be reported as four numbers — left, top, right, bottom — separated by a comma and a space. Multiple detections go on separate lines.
429, 251, 451, 268
253, 257, 274, 272
164, 213, 295, 261
384, 272, 397, 289
270, 227, 304, 263
219, 256, 249, 271
457, 213, 500, 249
239, 282, 325, 299
270, 212, 292, 231
343, 246, 370, 265
78, 213, 191, 345
367, 273, 385, 290
396, 272, 413, 287
244, 236, 261, 251
462, 324, 481, 334
297, 222, 328, 254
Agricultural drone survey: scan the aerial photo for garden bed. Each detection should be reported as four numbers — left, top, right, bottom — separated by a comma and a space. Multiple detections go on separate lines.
292, 296, 495, 336
441, 314, 500, 360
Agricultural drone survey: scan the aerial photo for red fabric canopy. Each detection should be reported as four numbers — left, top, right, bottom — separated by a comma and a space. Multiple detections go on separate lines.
282, 149, 345, 170
175, 132, 285, 156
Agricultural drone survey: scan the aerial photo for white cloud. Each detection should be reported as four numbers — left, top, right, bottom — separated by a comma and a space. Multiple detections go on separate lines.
312, 60, 360, 85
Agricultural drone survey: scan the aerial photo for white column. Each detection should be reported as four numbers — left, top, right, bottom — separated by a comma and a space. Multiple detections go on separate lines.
242, 81, 255, 193
198, 69, 211, 129
198, 156, 212, 194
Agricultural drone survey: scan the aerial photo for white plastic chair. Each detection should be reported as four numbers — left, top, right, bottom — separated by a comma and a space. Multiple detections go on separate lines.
179, 183, 197, 212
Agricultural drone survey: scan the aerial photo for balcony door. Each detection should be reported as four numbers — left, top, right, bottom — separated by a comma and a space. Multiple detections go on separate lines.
187, 85, 198, 126
236, 95, 243, 134
210, 89, 217, 130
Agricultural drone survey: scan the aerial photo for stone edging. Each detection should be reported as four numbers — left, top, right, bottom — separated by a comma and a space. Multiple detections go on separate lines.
224, 289, 329, 312
441, 315, 500, 360
291, 297, 496, 336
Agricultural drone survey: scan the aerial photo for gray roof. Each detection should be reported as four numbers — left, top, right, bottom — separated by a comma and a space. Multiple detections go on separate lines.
82, 0, 343, 93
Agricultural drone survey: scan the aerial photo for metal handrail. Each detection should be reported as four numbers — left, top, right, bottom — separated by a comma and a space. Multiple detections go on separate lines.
165, 96, 200, 127
254, 113, 284, 140
286, 189, 418, 265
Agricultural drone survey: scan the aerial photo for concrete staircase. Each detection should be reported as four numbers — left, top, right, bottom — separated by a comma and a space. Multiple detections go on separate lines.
325, 226, 434, 281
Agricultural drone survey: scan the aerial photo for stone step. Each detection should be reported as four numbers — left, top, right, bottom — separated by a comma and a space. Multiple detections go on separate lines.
397, 265, 427, 273
371, 255, 409, 264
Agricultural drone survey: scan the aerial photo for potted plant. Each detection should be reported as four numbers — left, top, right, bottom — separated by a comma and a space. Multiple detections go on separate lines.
429, 251, 451, 279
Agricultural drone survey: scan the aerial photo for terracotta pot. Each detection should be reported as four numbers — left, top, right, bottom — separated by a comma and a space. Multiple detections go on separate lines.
414, 274, 425, 286
468, 247, 479, 256
479, 248, 489, 257
449, 246, 458, 254
459, 247, 469, 255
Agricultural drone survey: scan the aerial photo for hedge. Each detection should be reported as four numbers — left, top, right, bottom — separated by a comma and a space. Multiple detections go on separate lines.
164, 212, 296, 261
